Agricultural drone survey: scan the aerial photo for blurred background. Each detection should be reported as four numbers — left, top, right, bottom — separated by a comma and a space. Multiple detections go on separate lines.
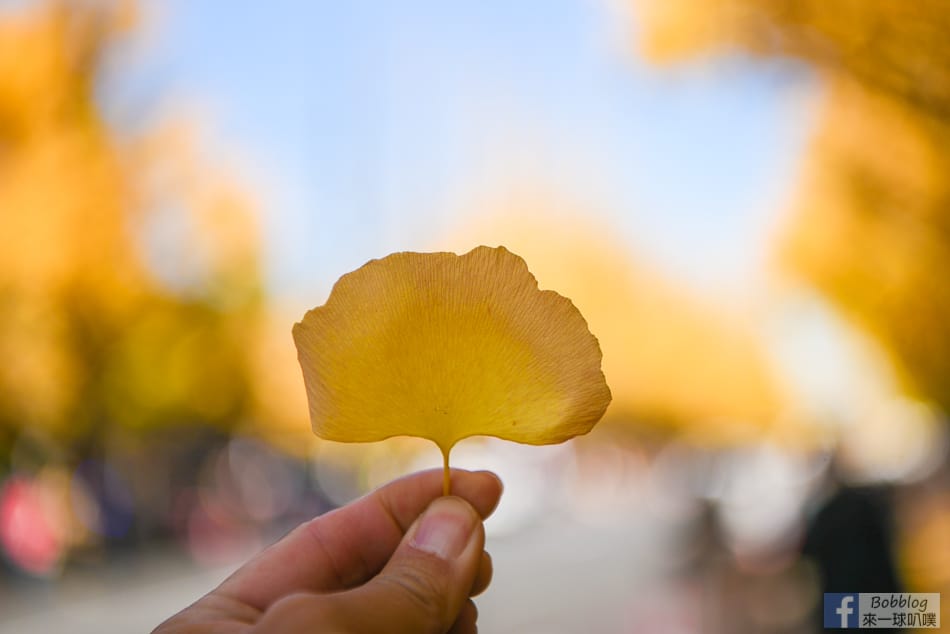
1, 0, 949, 632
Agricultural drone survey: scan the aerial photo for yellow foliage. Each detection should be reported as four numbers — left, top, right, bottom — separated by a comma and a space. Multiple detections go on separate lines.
0, 1, 275, 446
780, 82, 950, 407
636, 0, 950, 123
634, 0, 950, 412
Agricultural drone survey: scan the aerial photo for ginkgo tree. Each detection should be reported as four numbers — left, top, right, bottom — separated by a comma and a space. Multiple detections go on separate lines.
633, 0, 950, 414
0, 0, 271, 457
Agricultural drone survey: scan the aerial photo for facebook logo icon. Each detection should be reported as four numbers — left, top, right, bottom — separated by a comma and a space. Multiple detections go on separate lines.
824, 593, 859, 628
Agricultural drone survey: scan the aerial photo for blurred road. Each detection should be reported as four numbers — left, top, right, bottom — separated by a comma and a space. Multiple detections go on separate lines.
0, 509, 667, 634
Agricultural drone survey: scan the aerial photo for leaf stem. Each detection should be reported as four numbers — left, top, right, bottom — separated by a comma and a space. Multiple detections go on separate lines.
442, 447, 451, 496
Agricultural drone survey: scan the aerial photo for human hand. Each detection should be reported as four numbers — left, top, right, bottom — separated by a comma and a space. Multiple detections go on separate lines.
154, 468, 503, 634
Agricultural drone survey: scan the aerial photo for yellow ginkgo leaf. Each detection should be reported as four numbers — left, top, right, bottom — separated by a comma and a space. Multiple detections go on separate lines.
293, 246, 611, 493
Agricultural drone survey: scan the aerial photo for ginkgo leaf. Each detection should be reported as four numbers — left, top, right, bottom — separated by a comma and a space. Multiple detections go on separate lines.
292, 246, 611, 493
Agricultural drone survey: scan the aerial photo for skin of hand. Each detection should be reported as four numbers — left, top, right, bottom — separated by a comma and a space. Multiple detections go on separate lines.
153, 468, 503, 634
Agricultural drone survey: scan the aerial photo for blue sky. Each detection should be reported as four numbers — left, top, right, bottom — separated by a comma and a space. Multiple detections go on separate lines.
124, 0, 816, 302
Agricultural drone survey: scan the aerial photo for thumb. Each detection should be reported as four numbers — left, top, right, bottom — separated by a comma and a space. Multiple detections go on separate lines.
257, 496, 485, 634
349, 495, 485, 632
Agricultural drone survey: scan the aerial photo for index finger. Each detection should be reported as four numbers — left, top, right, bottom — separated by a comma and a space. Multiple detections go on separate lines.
215, 468, 503, 611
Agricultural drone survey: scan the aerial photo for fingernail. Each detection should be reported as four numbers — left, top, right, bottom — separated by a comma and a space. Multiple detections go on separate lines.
410, 497, 477, 560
